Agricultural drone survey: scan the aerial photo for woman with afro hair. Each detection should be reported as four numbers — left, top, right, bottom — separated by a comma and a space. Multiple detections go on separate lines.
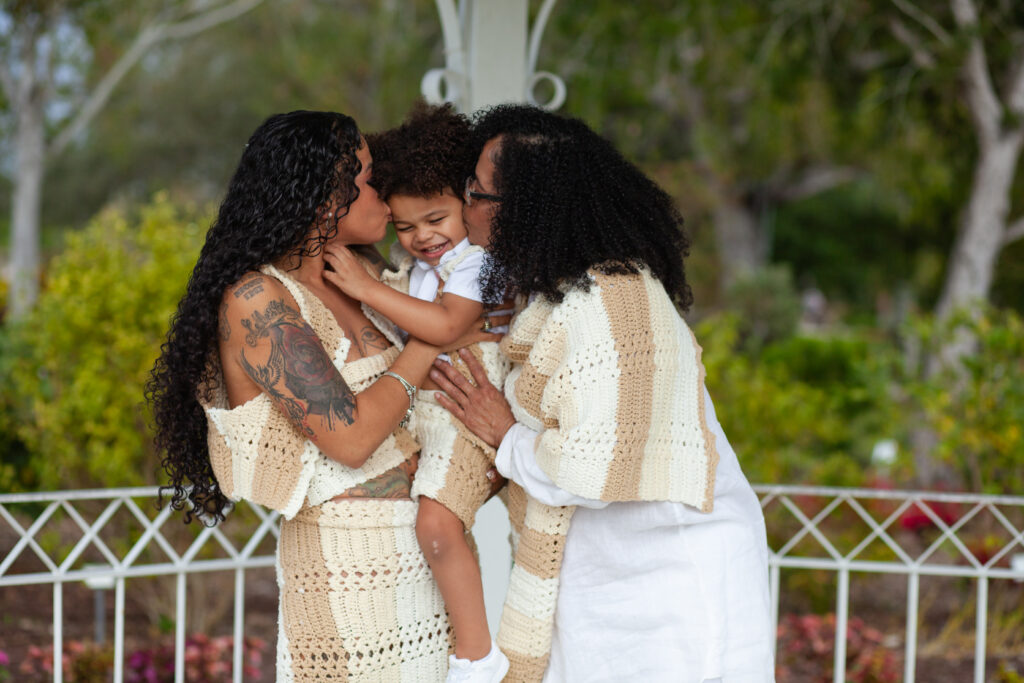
430, 105, 775, 682
328, 101, 512, 683
148, 110, 501, 681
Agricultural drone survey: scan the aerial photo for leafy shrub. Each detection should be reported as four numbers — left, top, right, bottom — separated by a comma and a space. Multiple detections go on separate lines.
17, 641, 113, 682
0, 329, 36, 492
11, 634, 265, 682
696, 313, 896, 486
721, 265, 802, 352
776, 613, 900, 682
898, 308, 1024, 494
0, 276, 8, 323
125, 633, 265, 682
0, 195, 209, 490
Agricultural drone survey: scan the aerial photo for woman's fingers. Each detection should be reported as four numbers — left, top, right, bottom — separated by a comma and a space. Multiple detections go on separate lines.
433, 357, 479, 396
429, 361, 470, 407
432, 356, 517, 447
432, 388, 467, 422
485, 467, 506, 498
456, 348, 494, 389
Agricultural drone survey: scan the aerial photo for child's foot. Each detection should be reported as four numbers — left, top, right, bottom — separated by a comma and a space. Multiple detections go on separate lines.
445, 641, 510, 683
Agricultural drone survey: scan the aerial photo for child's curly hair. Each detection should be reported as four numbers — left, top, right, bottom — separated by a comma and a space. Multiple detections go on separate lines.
367, 100, 471, 200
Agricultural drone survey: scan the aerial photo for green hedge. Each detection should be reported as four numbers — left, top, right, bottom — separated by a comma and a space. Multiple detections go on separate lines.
696, 313, 897, 487
0, 195, 208, 491
696, 308, 1024, 493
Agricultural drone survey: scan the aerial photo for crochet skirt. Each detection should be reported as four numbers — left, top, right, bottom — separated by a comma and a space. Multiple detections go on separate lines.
276, 498, 451, 682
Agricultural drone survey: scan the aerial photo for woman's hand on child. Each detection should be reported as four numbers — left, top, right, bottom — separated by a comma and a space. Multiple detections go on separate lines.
430, 348, 517, 448
323, 244, 376, 299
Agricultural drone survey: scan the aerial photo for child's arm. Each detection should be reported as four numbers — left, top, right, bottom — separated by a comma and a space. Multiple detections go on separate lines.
325, 244, 484, 346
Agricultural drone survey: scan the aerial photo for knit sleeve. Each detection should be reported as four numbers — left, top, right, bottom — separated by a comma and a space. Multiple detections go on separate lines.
523, 271, 718, 508
525, 287, 638, 501
206, 399, 321, 520
496, 423, 610, 509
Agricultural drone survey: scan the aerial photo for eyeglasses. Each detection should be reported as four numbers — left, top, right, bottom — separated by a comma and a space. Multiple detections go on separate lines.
464, 176, 503, 206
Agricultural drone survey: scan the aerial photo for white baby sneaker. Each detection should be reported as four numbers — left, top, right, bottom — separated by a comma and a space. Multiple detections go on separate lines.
445, 641, 510, 683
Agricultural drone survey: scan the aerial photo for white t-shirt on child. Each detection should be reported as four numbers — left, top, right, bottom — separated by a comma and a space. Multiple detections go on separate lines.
407, 237, 485, 305
402, 237, 503, 354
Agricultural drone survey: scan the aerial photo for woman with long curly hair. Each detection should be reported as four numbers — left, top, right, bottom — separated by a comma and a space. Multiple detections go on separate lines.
430, 105, 775, 683
148, 110, 500, 681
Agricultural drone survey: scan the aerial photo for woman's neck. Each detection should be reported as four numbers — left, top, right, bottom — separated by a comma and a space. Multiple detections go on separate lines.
274, 250, 327, 287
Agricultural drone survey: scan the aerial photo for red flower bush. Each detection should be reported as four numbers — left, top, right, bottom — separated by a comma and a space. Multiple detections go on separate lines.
776, 613, 900, 683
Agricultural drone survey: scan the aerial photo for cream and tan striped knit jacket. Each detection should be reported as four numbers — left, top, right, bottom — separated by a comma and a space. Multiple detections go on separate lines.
496, 267, 720, 682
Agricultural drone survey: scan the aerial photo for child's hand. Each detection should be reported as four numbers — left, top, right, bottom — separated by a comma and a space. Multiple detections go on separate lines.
323, 244, 376, 300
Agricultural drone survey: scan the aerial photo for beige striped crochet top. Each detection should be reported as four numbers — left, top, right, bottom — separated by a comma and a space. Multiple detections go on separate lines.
201, 264, 419, 519
503, 266, 719, 510
496, 266, 721, 681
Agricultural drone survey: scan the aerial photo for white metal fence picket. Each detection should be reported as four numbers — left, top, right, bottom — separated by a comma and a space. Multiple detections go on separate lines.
2, 485, 1023, 682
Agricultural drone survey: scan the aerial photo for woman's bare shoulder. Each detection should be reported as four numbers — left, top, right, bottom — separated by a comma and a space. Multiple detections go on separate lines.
218, 271, 301, 346
223, 270, 288, 304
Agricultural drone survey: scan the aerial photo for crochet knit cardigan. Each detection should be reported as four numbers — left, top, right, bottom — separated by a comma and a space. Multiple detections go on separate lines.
496, 267, 720, 682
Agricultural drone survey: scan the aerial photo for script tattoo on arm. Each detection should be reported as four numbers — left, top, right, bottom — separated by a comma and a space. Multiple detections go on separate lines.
238, 299, 357, 433
233, 272, 265, 301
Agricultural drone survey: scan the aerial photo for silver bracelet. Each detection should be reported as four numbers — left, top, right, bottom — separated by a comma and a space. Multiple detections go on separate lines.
382, 371, 417, 428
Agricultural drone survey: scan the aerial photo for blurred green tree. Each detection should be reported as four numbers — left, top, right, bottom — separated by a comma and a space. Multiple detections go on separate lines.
29, 0, 441, 237
0, 195, 206, 490
1, 0, 264, 318
543, 0, 887, 290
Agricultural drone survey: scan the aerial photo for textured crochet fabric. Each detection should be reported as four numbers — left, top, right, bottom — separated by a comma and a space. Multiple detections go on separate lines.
277, 499, 451, 682
201, 263, 451, 681
496, 268, 720, 682
202, 264, 419, 517
384, 244, 512, 530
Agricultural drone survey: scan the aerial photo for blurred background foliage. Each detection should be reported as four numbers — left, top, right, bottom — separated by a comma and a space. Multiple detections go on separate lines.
0, 196, 207, 491
0, 0, 1022, 493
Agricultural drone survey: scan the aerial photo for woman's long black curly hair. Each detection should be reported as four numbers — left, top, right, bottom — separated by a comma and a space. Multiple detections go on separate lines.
147, 110, 363, 524
469, 104, 693, 311
367, 100, 471, 200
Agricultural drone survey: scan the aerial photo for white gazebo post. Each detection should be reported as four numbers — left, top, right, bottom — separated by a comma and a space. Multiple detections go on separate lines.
421, 0, 564, 633
421, 0, 565, 114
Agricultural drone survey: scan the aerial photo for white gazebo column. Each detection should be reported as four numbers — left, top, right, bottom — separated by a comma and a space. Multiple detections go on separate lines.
422, 0, 564, 634
422, 0, 565, 114
467, 2, 527, 110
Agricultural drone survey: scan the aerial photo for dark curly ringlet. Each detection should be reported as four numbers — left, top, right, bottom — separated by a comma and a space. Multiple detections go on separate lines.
366, 100, 471, 200
146, 111, 363, 525
468, 104, 693, 311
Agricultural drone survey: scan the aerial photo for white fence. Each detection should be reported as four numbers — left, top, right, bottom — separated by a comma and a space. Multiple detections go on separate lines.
2, 485, 1023, 682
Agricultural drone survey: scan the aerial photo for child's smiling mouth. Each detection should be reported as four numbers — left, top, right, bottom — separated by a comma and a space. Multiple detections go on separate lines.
418, 241, 450, 260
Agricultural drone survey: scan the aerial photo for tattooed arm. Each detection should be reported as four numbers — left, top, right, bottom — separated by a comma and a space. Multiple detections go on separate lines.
218, 273, 441, 469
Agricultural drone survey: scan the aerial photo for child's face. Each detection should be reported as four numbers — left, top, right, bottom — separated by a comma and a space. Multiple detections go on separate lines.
388, 189, 468, 266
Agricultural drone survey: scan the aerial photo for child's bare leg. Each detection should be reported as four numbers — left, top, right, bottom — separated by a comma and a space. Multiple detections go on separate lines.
416, 497, 491, 659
